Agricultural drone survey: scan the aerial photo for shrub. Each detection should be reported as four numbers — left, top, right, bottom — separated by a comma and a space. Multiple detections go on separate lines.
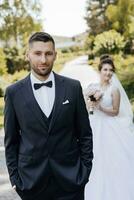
69, 46, 80, 52
93, 30, 126, 55
0, 48, 7, 75
84, 35, 95, 51
11, 70, 28, 83
0, 88, 4, 97
120, 72, 134, 100
61, 48, 70, 54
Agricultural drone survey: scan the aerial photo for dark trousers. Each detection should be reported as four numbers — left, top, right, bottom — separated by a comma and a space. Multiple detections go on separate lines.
22, 176, 85, 200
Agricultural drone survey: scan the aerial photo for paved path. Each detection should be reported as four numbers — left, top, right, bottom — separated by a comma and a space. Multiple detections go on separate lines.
60, 55, 99, 89
0, 55, 98, 199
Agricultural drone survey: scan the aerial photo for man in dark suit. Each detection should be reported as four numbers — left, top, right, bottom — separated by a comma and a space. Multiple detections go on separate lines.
4, 32, 93, 200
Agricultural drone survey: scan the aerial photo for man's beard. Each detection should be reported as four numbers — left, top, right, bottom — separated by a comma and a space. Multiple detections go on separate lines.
34, 68, 52, 77
30, 62, 53, 78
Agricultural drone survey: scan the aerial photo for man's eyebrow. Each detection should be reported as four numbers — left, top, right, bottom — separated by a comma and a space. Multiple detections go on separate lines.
33, 50, 42, 52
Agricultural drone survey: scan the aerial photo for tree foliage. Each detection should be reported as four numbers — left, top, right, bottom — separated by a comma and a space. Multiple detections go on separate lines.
93, 29, 125, 55
105, 0, 134, 38
0, 0, 43, 74
85, 0, 116, 35
0, 0, 42, 47
0, 48, 7, 75
85, 0, 134, 55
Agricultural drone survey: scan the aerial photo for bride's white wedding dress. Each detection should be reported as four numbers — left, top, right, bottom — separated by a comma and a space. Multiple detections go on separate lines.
85, 83, 134, 200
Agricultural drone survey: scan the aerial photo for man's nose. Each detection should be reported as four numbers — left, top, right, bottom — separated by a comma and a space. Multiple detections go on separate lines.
41, 55, 47, 63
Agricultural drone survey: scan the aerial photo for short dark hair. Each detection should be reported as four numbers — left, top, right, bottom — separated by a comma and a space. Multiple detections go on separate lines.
28, 32, 55, 47
98, 57, 115, 72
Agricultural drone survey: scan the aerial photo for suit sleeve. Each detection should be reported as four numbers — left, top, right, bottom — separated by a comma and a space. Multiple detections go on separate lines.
4, 88, 21, 187
75, 82, 93, 173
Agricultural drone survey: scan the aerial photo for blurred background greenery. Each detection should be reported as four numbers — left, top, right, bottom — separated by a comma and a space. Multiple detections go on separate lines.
0, 0, 134, 127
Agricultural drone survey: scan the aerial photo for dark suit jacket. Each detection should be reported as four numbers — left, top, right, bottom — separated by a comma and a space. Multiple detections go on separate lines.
4, 72, 93, 198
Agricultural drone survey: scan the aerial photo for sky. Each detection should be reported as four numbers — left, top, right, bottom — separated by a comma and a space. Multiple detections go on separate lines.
41, 0, 88, 37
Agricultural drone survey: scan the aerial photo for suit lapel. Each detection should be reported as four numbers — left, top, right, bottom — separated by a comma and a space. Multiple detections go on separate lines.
48, 73, 66, 132
20, 74, 48, 131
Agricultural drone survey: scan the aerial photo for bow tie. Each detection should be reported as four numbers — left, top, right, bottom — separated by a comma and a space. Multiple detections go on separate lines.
34, 81, 53, 90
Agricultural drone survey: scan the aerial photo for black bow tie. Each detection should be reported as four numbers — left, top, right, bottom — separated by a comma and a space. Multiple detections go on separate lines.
34, 81, 53, 90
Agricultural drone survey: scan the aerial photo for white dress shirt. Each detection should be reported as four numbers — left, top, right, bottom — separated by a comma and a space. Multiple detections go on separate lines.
30, 72, 55, 117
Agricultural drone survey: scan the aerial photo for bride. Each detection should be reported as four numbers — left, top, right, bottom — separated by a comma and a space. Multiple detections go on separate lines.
84, 55, 134, 200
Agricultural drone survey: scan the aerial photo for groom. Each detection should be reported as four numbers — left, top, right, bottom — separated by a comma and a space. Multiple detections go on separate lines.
4, 32, 93, 200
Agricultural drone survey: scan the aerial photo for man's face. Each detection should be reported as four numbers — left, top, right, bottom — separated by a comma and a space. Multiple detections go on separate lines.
27, 41, 57, 79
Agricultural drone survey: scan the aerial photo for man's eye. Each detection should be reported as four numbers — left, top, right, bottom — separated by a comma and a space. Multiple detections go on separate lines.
35, 52, 41, 55
46, 52, 53, 56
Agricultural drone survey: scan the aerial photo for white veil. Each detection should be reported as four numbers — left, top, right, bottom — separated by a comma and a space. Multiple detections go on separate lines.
111, 74, 134, 129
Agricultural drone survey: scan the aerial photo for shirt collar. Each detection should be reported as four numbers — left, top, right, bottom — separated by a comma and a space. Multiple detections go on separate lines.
30, 71, 54, 86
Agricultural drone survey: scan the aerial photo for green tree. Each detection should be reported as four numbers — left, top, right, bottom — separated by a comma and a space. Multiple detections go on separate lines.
0, 48, 7, 75
0, 0, 42, 48
3, 46, 29, 74
85, 0, 116, 35
0, 0, 43, 73
0, 48, 7, 96
105, 0, 134, 38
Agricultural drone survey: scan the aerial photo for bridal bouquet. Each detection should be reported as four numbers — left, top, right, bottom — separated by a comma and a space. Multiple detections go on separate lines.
85, 87, 103, 114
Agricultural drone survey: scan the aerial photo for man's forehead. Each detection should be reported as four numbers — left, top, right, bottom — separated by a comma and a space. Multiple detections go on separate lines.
29, 41, 55, 50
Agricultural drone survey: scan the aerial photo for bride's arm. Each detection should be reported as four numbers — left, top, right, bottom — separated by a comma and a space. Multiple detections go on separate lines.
99, 88, 120, 116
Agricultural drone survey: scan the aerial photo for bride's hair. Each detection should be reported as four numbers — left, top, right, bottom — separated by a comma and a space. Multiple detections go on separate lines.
100, 54, 111, 61
98, 54, 115, 72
